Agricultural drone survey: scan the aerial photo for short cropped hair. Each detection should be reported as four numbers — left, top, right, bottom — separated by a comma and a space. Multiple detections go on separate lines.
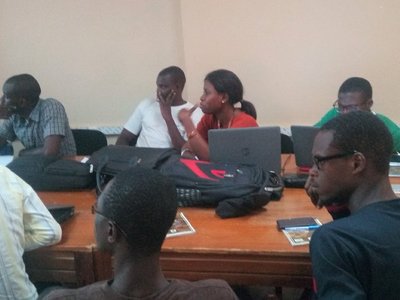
158, 66, 186, 88
321, 111, 393, 175
3, 74, 41, 103
338, 77, 372, 100
101, 167, 177, 256
205, 69, 257, 119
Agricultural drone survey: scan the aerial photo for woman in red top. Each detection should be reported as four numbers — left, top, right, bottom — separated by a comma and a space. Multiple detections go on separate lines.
178, 69, 258, 160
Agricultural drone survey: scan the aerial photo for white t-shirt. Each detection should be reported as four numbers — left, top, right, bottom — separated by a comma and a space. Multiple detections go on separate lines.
124, 98, 203, 148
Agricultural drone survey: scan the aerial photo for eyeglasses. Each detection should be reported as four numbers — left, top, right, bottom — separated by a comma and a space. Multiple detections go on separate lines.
313, 151, 357, 170
91, 203, 128, 239
332, 100, 364, 113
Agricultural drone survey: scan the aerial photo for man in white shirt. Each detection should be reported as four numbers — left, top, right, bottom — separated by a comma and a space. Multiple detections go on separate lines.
0, 166, 62, 300
116, 66, 202, 150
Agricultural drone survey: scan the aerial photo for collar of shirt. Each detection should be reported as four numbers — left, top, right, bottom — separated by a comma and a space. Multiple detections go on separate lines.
13, 98, 43, 125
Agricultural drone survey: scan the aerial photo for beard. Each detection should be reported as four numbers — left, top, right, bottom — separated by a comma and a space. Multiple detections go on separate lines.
318, 189, 351, 207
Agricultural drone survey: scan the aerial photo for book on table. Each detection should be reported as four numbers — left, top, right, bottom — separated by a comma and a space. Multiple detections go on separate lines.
166, 212, 196, 238
277, 217, 322, 246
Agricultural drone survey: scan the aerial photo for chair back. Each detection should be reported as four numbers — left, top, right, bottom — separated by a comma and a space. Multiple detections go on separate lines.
72, 129, 107, 155
281, 133, 294, 154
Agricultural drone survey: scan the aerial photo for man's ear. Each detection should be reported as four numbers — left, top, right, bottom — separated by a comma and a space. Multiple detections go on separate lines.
352, 152, 366, 175
107, 221, 118, 244
366, 98, 373, 110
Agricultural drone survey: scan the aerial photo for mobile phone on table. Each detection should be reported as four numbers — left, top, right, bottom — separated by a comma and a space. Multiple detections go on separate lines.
276, 217, 320, 230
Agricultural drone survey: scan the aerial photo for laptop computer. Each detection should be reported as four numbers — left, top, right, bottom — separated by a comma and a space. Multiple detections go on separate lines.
46, 204, 75, 224
208, 126, 281, 174
282, 126, 319, 188
290, 125, 319, 169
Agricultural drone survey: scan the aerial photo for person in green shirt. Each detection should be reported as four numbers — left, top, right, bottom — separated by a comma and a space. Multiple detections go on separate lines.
315, 77, 400, 153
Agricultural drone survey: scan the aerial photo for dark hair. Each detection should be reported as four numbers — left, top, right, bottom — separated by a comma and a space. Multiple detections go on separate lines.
338, 77, 372, 100
101, 167, 177, 256
3, 74, 41, 103
205, 69, 257, 119
321, 111, 393, 174
158, 66, 186, 88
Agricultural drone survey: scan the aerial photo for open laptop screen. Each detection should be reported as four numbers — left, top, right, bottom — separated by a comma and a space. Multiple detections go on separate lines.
208, 126, 281, 174
290, 125, 319, 169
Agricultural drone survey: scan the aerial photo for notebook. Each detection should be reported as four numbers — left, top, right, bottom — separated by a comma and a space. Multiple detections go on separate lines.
208, 126, 281, 174
290, 125, 319, 169
46, 204, 75, 224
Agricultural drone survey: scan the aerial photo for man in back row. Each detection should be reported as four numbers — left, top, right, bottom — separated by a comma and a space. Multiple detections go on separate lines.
308, 77, 400, 220
0, 74, 76, 157
315, 76, 400, 152
44, 167, 237, 299
308, 111, 400, 299
116, 66, 202, 150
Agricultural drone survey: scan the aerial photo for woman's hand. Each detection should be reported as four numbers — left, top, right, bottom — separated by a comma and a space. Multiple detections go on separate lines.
178, 104, 198, 122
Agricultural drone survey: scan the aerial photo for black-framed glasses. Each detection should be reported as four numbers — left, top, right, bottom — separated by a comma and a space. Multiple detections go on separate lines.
313, 151, 357, 170
332, 100, 363, 113
91, 203, 128, 239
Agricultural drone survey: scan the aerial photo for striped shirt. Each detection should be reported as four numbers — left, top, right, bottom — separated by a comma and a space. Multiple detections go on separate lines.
0, 98, 76, 156
0, 166, 62, 300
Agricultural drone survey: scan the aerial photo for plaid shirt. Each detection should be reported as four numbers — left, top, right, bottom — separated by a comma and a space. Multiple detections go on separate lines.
0, 98, 76, 156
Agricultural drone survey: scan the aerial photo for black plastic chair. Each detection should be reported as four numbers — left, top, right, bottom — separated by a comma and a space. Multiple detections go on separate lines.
281, 133, 294, 154
72, 129, 107, 156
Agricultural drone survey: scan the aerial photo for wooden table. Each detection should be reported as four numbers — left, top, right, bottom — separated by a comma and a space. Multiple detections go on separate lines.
24, 189, 97, 286
25, 155, 332, 288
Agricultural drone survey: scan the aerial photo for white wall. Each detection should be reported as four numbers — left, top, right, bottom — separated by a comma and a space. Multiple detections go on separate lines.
181, 0, 400, 127
0, 0, 185, 127
1, 0, 399, 129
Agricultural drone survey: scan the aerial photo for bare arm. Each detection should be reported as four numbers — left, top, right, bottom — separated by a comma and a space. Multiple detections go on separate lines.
116, 128, 138, 146
19, 135, 63, 156
158, 90, 187, 149
178, 107, 210, 160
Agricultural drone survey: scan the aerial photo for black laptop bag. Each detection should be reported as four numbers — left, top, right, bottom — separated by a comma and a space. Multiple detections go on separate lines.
7, 155, 95, 191
87, 145, 178, 192
159, 156, 284, 218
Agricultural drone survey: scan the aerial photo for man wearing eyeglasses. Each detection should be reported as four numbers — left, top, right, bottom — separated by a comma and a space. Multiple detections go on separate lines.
314, 77, 400, 153
43, 167, 238, 300
307, 111, 400, 299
